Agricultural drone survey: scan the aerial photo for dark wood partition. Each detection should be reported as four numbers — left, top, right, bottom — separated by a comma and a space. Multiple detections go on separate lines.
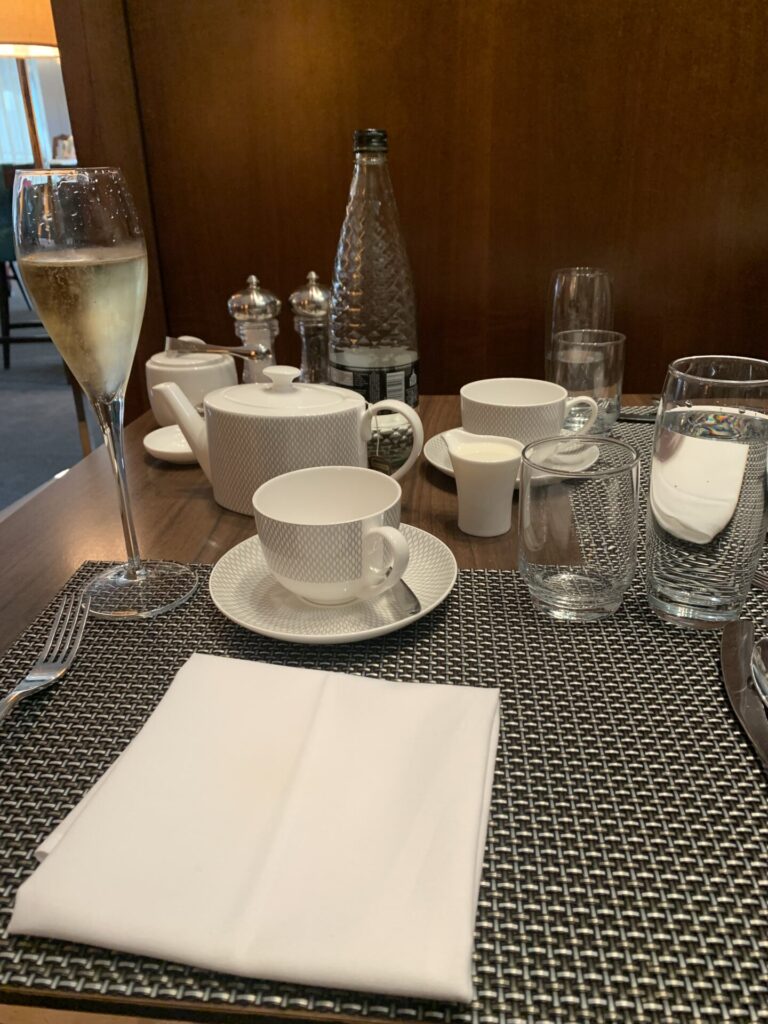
53, 0, 768, 415
51, 0, 167, 419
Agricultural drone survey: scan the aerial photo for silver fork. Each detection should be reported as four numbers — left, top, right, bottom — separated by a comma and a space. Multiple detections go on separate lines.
0, 593, 91, 723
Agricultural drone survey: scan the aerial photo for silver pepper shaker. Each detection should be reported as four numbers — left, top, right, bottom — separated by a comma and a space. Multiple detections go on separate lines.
227, 274, 281, 383
288, 272, 330, 383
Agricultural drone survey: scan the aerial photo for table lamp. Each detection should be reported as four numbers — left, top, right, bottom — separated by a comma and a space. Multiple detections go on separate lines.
0, 0, 59, 167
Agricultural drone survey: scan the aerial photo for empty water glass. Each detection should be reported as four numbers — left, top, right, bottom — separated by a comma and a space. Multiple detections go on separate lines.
518, 436, 640, 620
545, 267, 613, 379
551, 329, 625, 434
646, 355, 768, 628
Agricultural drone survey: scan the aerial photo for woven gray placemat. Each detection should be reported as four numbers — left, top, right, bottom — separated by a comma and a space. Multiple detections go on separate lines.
1, 422, 768, 1023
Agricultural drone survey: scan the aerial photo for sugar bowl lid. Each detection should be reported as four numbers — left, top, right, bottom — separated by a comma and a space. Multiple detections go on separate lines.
147, 349, 232, 370
205, 366, 363, 417
227, 275, 281, 321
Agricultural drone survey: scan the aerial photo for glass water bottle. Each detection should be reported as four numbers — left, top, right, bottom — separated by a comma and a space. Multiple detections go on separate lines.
329, 129, 419, 408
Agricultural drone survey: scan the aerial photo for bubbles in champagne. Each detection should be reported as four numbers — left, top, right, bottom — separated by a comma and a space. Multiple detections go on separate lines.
19, 245, 148, 402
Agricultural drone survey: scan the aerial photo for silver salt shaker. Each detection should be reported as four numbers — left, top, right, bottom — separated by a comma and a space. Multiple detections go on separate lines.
289, 272, 330, 383
227, 274, 281, 383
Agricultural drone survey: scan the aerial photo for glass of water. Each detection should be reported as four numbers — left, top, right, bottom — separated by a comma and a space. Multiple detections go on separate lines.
518, 436, 640, 620
545, 267, 613, 379
551, 329, 625, 434
646, 355, 768, 628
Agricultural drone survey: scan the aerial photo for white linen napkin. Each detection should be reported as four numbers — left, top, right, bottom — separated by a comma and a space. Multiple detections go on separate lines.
10, 654, 500, 1003
649, 430, 747, 544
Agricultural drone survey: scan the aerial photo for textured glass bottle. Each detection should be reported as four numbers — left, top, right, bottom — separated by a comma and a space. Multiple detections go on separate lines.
329, 129, 418, 409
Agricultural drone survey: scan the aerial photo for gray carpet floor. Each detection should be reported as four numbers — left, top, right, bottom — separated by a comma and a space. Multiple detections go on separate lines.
0, 286, 100, 512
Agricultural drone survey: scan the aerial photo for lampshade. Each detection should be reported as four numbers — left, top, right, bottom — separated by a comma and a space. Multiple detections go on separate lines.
0, 0, 57, 49
0, 0, 58, 168
0, 44, 57, 58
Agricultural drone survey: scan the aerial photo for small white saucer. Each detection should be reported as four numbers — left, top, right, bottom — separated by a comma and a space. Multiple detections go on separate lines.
209, 524, 457, 645
143, 425, 197, 465
424, 430, 600, 482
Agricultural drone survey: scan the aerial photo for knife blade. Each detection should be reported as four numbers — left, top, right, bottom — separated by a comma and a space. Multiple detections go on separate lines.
721, 619, 768, 767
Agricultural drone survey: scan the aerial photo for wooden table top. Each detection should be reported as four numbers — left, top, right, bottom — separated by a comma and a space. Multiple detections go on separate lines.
0, 394, 653, 656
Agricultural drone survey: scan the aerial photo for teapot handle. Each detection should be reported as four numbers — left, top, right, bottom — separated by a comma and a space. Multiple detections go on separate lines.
361, 400, 424, 481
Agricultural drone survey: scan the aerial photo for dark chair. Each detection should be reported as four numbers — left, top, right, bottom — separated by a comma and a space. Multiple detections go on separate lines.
0, 166, 92, 456
0, 166, 47, 370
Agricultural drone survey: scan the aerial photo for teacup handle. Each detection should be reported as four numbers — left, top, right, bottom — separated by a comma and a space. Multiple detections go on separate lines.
361, 400, 425, 481
357, 526, 410, 601
563, 396, 599, 435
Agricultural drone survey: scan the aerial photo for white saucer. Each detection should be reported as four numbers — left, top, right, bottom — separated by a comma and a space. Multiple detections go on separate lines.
424, 430, 600, 482
143, 425, 197, 464
209, 524, 457, 645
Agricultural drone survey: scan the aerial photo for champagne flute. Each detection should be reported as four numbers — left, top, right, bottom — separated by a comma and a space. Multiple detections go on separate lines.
14, 168, 197, 619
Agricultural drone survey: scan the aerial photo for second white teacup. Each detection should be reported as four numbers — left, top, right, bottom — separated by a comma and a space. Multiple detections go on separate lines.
253, 466, 409, 605
460, 377, 598, 444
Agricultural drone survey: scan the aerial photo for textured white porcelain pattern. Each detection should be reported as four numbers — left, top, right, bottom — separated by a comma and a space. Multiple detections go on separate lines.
208, 525, 457, 644
461, 398, 565, 445
208, 406, 364, 515
255, 505, 400, 583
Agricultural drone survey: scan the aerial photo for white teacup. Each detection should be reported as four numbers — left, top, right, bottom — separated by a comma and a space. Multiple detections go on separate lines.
146, 343, 237, 427
460, 378, 598, 445
253, 466, 409, 605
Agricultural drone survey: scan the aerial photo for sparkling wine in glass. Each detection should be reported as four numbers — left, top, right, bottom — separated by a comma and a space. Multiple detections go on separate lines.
14, 167, 197, 619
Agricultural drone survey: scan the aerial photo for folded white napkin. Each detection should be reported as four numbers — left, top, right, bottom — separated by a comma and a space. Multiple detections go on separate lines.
10, 654, 499, 1002
649, 431, 747, 544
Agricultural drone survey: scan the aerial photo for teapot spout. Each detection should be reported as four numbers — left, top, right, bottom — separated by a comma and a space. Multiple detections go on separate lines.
151, 382, 211, 480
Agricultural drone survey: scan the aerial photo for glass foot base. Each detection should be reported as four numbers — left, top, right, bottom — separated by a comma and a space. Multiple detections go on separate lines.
531, 594, 622, 622
86, 561, 198, 620
526, 570, 624, 621
646, 579, 744, 629
646, 592, 738, 630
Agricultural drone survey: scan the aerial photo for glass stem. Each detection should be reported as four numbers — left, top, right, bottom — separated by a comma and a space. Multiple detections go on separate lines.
94, 396, 142, 578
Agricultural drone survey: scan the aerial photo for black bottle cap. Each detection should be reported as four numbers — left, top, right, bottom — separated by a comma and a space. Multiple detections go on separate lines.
353, 129, 388, 153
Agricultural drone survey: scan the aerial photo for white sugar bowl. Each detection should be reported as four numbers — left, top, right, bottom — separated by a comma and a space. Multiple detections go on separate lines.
146, 348, 237, 426
152, 365, 424, 515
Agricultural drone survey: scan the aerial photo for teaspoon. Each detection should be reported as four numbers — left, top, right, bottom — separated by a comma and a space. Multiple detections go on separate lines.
749, 636, 768, 710
165, 336, 263, 362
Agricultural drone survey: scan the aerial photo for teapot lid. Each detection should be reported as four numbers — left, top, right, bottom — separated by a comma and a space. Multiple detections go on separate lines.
205, 365, 363, 417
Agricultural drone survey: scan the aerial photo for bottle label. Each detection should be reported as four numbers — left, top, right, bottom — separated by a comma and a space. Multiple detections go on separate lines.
329, 360, 419, 407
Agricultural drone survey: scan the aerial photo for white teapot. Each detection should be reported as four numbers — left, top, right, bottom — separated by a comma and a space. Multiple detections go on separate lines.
153, 365, 424, 515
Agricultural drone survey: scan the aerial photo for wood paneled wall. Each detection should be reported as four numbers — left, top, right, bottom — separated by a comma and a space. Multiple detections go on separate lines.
53, 0, 768, 416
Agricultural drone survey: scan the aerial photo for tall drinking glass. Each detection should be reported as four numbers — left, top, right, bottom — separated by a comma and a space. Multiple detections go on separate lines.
518, 436, 640, 620
646, 355, 768, 628
551, 329, 625, 434
14, 168, 197, 619
545, 267, 613, 379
